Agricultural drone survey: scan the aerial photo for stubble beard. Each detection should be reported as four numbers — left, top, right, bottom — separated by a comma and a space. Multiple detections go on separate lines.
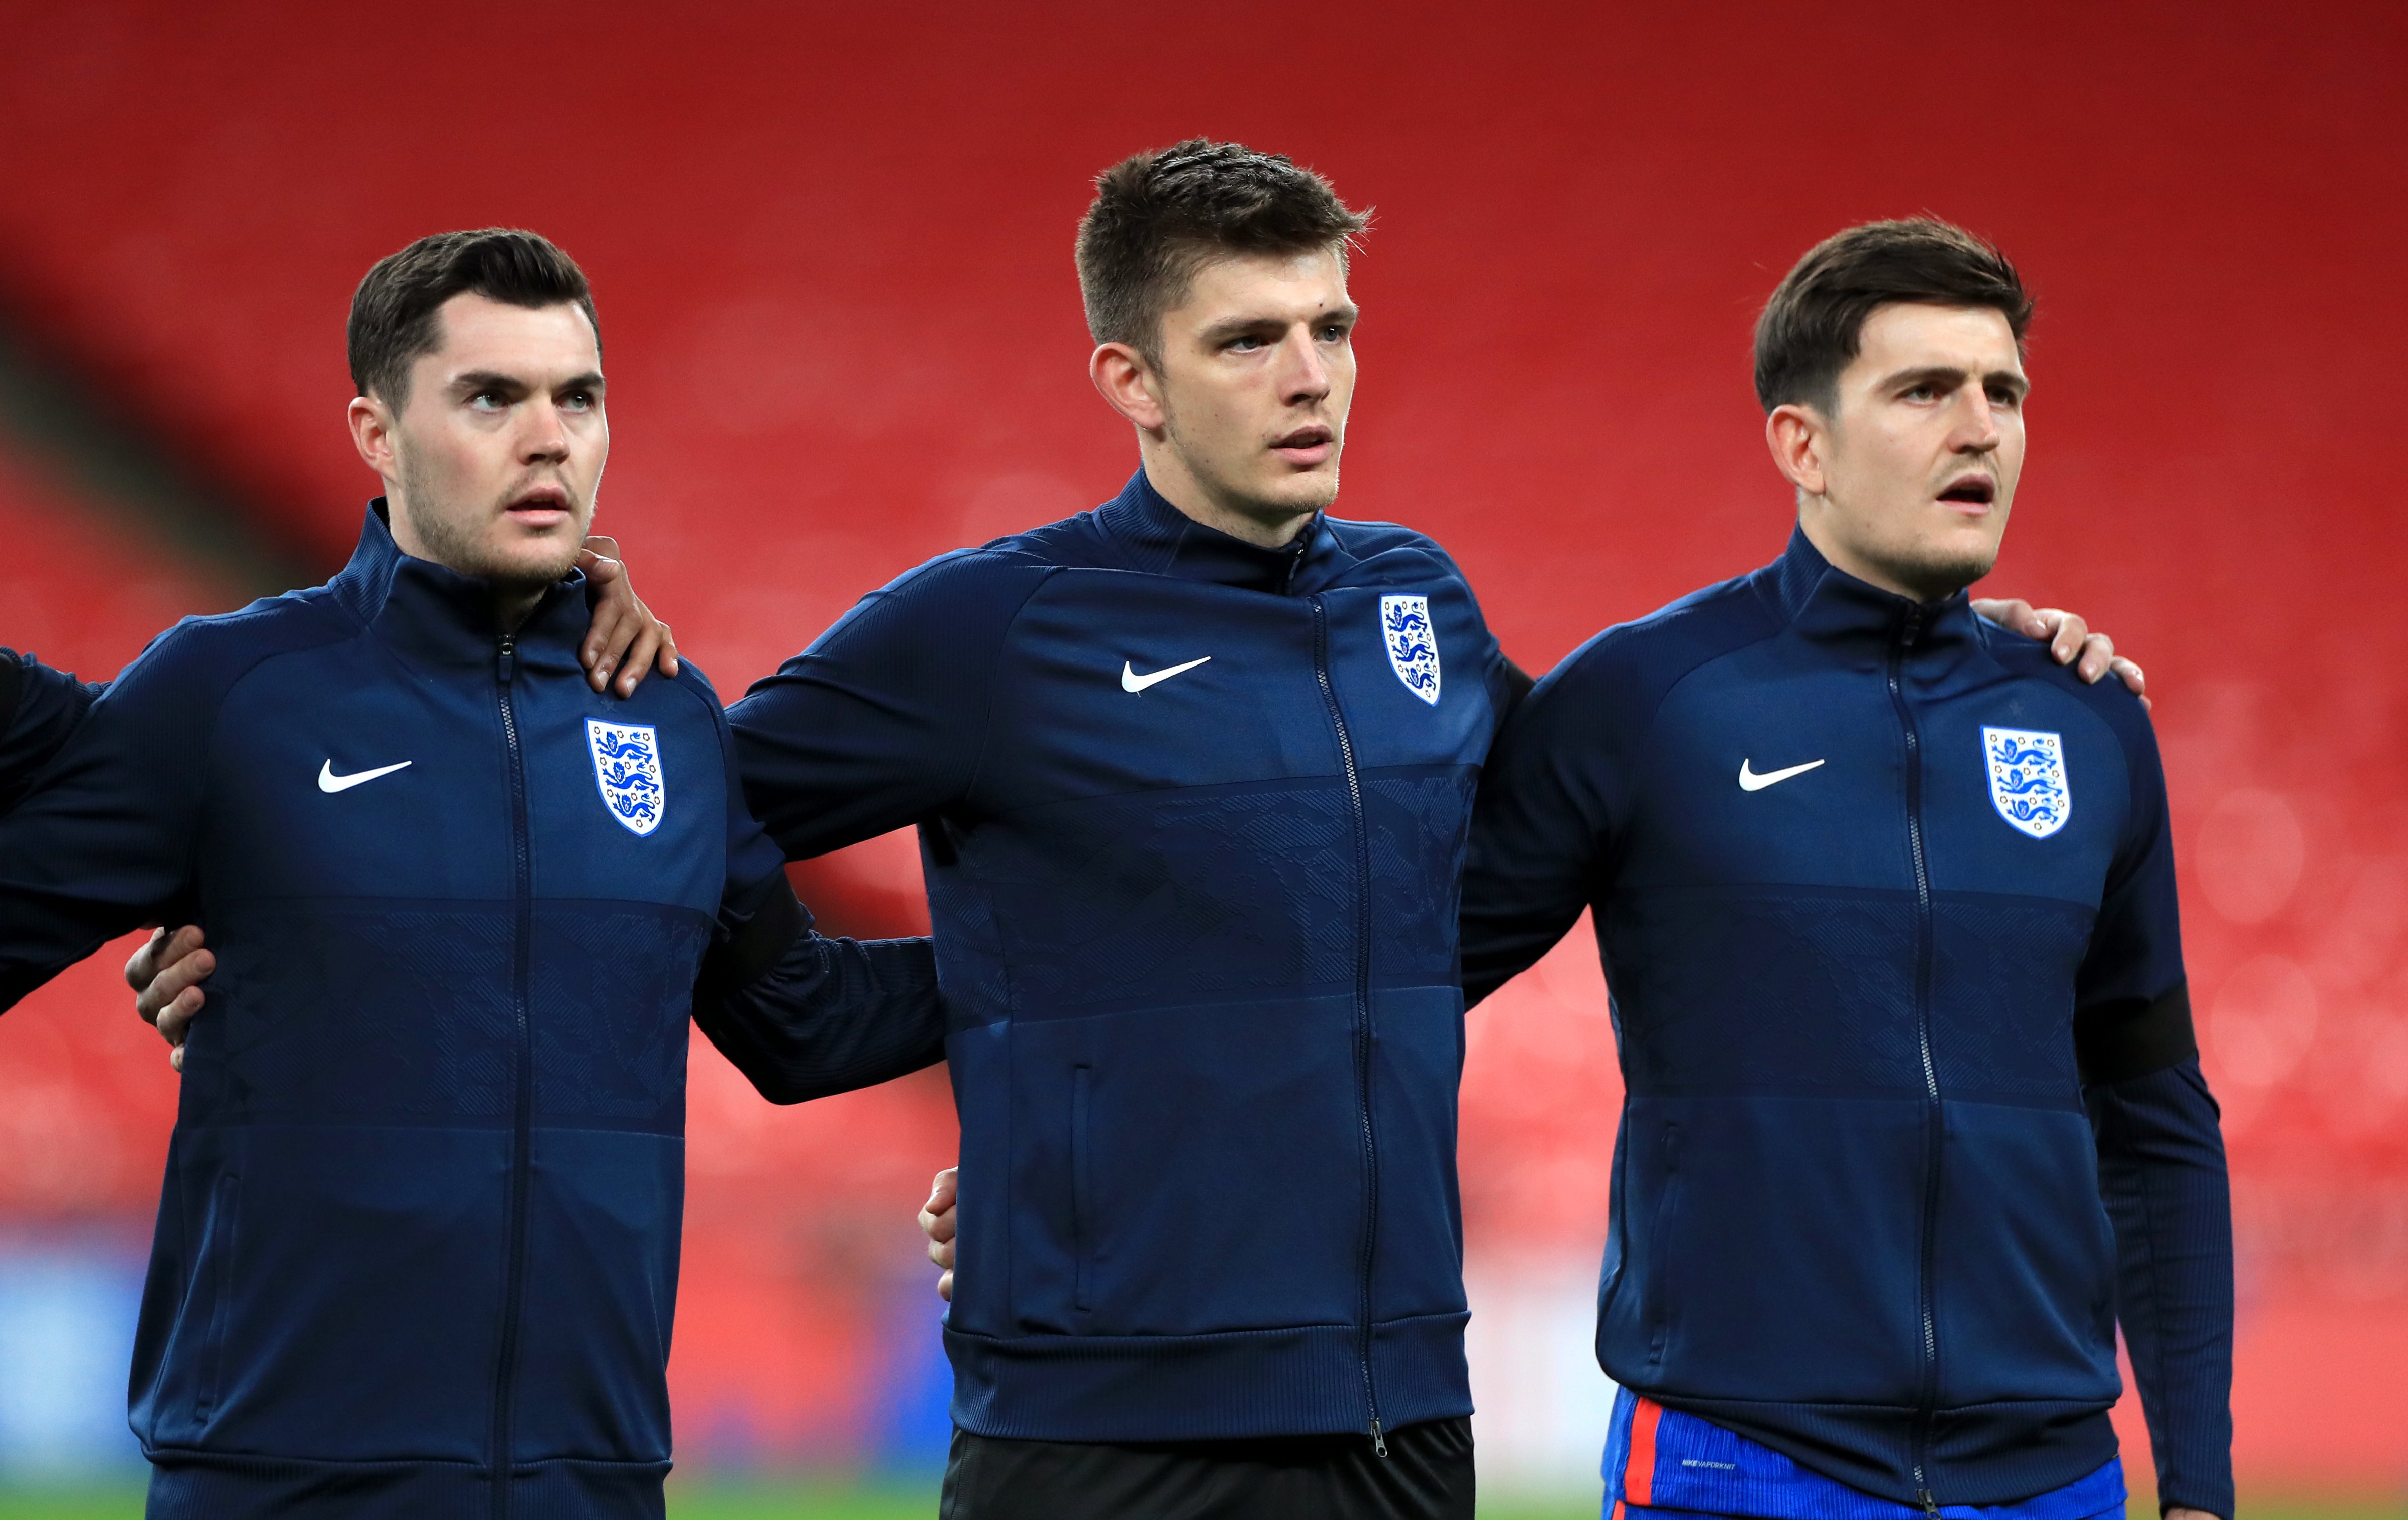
396, 449, 583, 593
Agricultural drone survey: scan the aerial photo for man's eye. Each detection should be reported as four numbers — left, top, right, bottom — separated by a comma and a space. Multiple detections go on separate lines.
1228, 336, 1264, 353
562, 392, 593, 411
1903, 385, 1938, 403
470, 391, 505, 410
1318, 325, 1348, 343
1988, 387, 2021, 408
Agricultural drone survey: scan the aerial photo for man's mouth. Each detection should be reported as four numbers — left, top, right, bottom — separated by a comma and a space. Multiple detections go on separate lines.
1936, 474, 1996, 507
1270, 425, 1335, 467
504, 484, 573, 526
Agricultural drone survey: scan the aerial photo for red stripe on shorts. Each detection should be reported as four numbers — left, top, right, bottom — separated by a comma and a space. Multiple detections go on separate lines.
1626, 1397, 1664, 1506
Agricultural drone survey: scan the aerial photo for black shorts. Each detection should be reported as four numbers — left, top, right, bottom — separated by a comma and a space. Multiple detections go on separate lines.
939, 1416, 1474, 1520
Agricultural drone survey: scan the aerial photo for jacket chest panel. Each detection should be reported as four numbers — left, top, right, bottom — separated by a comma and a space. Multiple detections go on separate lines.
200, 646, 722, 914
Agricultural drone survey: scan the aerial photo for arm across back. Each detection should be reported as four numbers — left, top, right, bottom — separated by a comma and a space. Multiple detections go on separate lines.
2075, 706, 2234, 1520
724, 551, 1050, 862
0, 648, 105, 818
692, 679, 944, 1102
1459, 653, 1620, 1009
0, 624, 252, 1010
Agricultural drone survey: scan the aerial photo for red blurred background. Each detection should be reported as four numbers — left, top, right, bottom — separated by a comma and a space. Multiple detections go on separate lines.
0, 0, 2400, 1502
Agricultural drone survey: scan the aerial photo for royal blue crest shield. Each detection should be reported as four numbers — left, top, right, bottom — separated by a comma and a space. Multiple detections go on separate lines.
587, 719, 665, 837
1982, 726, 2069, 840
1381, 595, 1441, 706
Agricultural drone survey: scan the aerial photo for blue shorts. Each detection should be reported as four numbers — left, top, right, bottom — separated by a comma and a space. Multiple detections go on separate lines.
1599, 1389, 2126, 1520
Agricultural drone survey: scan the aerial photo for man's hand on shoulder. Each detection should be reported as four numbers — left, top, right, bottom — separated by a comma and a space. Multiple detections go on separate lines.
920, 1166, 958, 1302
1971, 597, 2149, 710
578, 535, 680, 698
126, 925, 212, 1071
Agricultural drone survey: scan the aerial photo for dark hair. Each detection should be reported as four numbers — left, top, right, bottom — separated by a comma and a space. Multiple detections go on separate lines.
347, 228, 599, 407
1076, 138, 1368, 365
1753, 217, 2031, 415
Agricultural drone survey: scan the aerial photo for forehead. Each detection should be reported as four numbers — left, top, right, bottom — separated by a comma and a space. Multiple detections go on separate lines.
1851, 302, 2022, 377
1169, 247, 1350, 321
421, 292, 599, 375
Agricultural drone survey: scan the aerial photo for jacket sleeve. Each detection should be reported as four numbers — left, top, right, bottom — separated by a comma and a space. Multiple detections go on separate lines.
0, 633, 214, 1010
691, 873, 944, 1103
0, 648, 105, 817
1459, 654, 1619, 1008
2075, 704, 2234, 1520
692, 671, 945, 1102
725, 551, 1049, 860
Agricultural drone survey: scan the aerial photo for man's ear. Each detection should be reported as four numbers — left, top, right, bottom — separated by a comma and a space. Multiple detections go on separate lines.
1765, 402, 1832, 498
1089, 343, 1167, 433
348, 393, 399, 480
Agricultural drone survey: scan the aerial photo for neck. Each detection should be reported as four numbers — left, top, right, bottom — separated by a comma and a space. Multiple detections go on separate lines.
1136, 435, 1318, 551
384, 494, 556, 632
491, 584, 546, 632
1796, 504, 1963, 604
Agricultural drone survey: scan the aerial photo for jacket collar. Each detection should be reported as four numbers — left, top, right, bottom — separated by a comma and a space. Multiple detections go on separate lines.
1765, 524, 1984, 657
1091, 469, 1337, 595
327, 500, 589, 674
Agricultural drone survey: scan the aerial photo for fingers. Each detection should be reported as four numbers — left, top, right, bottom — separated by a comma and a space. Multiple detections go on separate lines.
617, 620, 667, 698
155, 982, 206, 1061
125, 925, 173, 993
2038, 609, 2086, 667
581, 598, 627, 693
1971, 597, 2047, 640
920, 1167, 959, 1302
920, 1167, 959, 1243
2075, 631, 2116, 684
129, 924, 204, 1002
137, 943, 215, 1028
2108, 656, 2149, 710
651, 619, 678, 680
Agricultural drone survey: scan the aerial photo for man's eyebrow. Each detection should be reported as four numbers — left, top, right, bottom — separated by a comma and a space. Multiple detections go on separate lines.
446, 370, 606, 394
1198, 304, 1359, 344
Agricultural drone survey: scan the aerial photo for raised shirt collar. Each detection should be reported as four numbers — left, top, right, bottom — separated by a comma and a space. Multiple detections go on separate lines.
327, 500, 589, 673
1766, 524, 1983, 655
1091, 469, 1334, 595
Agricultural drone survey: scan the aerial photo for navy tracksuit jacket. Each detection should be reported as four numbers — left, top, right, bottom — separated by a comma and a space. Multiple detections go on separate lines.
0, 507, 945, 1519
0, 645, 97, 814
1462, 529, 2234, 1516
729, 469, 1514, 1445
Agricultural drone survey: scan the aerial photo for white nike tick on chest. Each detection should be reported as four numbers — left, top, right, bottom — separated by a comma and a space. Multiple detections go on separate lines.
318, 758, 413, 793
1738, 757, 1825, 792
1121, 656, 1211, 693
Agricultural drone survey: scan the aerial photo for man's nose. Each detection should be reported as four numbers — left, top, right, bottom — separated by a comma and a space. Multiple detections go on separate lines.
1954, 387, 2002, 453
1275, 328, 1331, 403
520, 398, 571, 462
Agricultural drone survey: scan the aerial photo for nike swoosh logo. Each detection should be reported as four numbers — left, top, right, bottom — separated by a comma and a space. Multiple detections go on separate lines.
1739, 757, 1825, 791
1122, 655, 1212, 693
319, 759, 413, 793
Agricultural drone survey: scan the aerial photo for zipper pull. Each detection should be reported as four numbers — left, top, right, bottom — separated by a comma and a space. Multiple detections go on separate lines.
1919, 1489, 1941, 1519
1369, 1416, 1388, 1458
496, 634, 517, 684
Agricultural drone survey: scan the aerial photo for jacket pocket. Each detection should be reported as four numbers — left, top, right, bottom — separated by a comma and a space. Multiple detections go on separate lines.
192, 1174, 240, 1422
1645, 1124, 1680, 1367
1071, 1066, 1094, 1313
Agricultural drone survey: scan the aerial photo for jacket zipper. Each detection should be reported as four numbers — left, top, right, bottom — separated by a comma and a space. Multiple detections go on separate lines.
1311, 596, 1386, 1458
1887, 607, 1943, 1513
489, 632, 536, 1518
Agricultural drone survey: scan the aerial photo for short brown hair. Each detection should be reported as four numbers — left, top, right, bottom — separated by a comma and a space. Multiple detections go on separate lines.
348, 228, 599, 407
1753, 217, 2031, 415
1076, 139, 1368, 365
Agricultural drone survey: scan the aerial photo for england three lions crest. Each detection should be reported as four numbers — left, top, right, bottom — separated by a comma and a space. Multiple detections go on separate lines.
587, 719, 665, 837
1982, 726, 2069, 839
1381, 595, 1441, 706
